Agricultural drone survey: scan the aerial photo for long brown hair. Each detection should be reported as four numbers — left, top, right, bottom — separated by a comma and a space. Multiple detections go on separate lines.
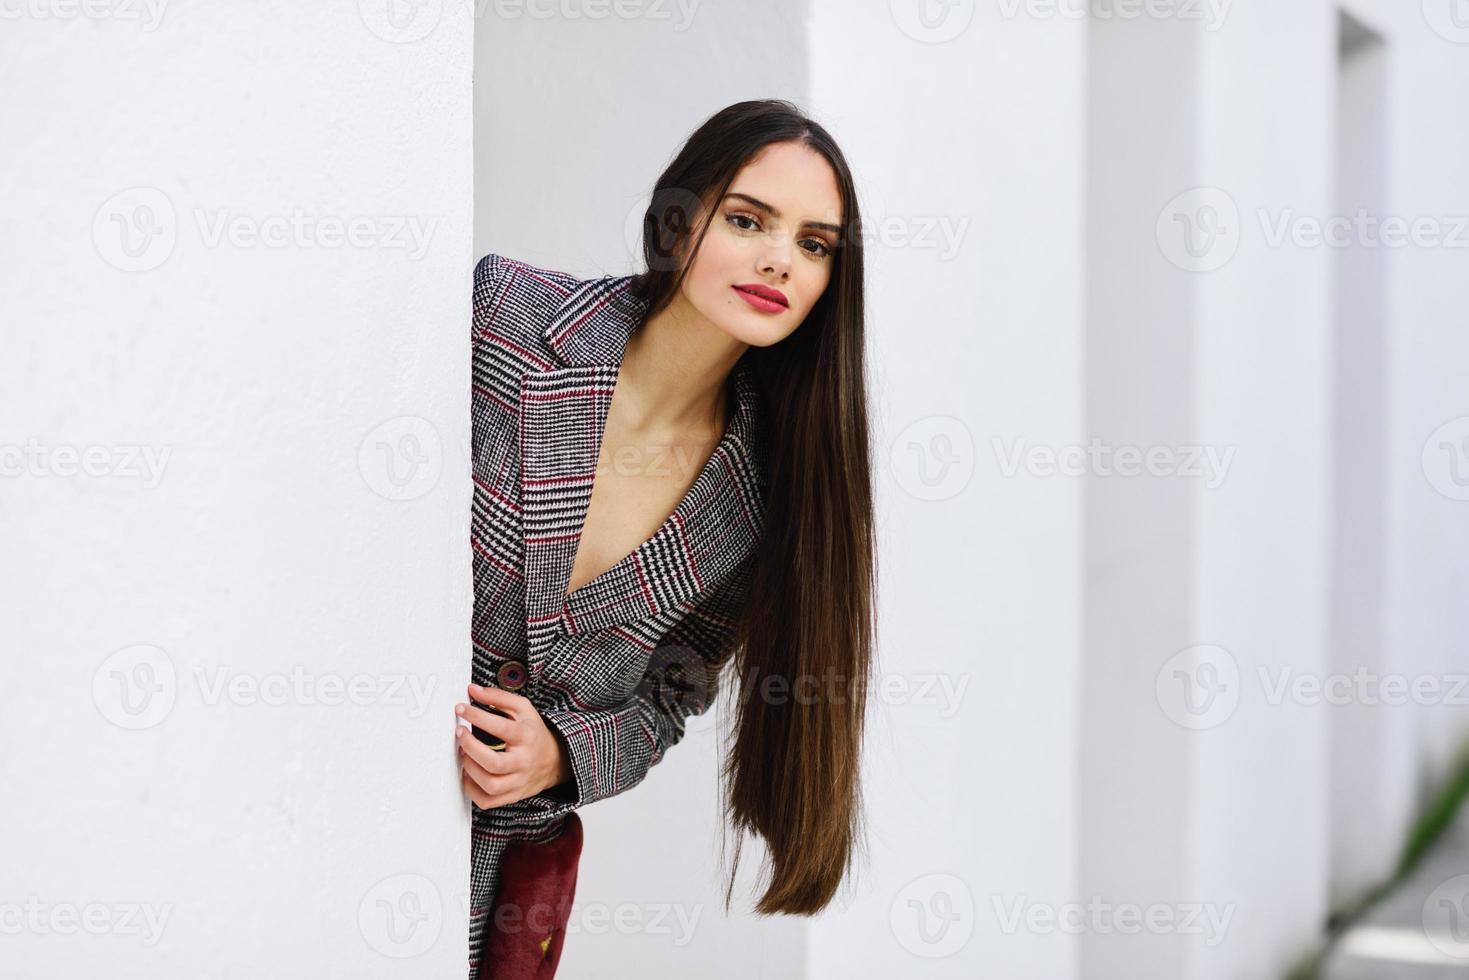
627, 99, 876, 917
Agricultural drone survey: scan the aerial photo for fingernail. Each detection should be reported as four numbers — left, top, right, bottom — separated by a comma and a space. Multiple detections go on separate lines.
455, 704, 465, 715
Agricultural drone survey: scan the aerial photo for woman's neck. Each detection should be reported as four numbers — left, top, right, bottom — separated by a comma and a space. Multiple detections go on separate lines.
619, 292, 747, 439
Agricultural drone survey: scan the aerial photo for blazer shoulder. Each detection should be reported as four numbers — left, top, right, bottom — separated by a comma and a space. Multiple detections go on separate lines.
473, 252, 581, 366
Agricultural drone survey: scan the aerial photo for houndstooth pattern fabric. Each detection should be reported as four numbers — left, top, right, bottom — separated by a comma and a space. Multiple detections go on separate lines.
467, 252, 769, 978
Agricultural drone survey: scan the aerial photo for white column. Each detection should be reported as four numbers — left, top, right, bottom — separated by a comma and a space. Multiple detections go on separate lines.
0, 3, 475, 974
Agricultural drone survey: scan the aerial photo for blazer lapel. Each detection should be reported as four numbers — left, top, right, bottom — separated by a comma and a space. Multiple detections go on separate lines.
519, 272, 767, 663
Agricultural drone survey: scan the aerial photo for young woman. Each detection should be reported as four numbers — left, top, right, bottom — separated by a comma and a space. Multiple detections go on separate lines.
460, 98, 876, 978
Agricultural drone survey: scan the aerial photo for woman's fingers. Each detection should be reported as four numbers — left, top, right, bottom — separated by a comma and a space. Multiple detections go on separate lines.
460, 755, 525, 810
467, 682, 531, 717
458, 701, 516, 744
460, 743, 514, 793
457, 723, 515, 773
462, 770, 505, 810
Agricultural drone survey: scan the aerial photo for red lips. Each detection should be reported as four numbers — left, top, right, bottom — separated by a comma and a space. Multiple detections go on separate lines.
732, 283, 789, 307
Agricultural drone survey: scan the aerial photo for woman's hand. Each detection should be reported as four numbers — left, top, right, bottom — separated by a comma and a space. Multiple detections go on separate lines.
455, 682, 573, 811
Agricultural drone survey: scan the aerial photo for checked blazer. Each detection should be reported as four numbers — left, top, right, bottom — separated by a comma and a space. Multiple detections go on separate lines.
467, 252, 770, 977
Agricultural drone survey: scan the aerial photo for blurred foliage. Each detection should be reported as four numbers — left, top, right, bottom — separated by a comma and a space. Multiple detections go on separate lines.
1282, 736, 1469, 980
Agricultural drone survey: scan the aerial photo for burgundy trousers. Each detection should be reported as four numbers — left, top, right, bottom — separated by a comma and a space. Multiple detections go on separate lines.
477, 811, 584, 980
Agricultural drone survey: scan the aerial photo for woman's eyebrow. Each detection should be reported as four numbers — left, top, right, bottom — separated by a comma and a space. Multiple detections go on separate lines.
724, 192, 841, 234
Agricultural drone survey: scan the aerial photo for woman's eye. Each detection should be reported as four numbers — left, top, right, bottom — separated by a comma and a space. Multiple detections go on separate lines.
801, 239, 833, 258
726, 212, 758, 231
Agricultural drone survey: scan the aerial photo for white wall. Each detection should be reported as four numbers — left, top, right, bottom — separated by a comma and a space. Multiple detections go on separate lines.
1192, 3, 1469, 976
0, 2, 474, 975
806, 4, 1088, 980
1082, 11, 1204, 979
1190, 5, 1339, 976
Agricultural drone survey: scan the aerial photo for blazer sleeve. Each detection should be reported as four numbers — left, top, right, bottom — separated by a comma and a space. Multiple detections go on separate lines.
472, 251, 508, 341
528, 559, 752, 816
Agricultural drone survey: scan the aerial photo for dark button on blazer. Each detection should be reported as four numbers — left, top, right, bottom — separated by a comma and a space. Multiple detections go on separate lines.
467, 252, 769, 977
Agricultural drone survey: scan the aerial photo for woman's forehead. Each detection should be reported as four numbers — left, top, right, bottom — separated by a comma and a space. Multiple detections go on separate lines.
727, 148, 843, 226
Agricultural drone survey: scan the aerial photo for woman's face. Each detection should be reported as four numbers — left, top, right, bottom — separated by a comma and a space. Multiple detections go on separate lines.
678, 141, 844, 347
